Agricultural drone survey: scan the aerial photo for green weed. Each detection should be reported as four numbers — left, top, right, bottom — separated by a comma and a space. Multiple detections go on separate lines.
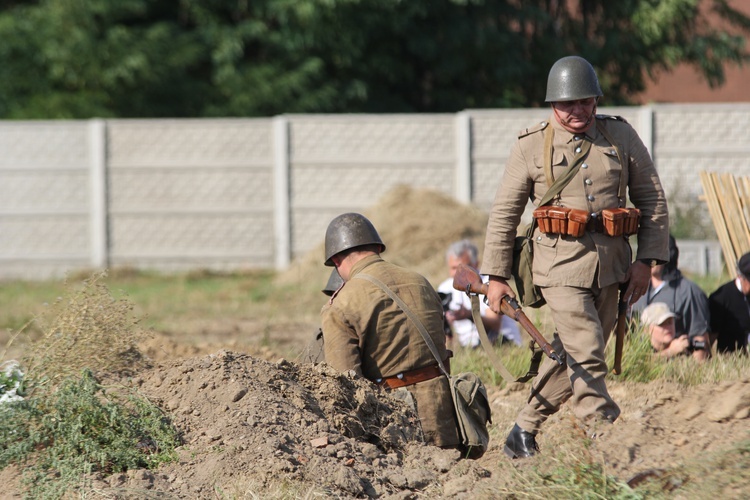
0, 271, 180, 498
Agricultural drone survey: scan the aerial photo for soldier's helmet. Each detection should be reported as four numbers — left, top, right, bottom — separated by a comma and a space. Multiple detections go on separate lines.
324, 213, 385, 266
322, 269, 344, 296
545, 56, 603, 102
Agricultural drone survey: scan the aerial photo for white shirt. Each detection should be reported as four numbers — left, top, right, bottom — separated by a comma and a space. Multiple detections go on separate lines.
437, 276, 522, 347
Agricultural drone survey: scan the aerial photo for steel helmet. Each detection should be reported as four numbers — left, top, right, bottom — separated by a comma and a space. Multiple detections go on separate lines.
323, 212, 385, 266
545, 56, 603, 102
322, 269, 344, 296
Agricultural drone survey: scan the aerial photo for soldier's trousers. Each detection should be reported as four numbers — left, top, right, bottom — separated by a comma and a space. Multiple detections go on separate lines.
516, 282, 621, 434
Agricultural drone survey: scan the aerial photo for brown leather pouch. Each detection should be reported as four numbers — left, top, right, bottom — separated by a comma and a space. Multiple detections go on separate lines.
533, 207, 553, 233
548, 207, 570, 235
567, 209, 591, 237
624, 208, 641, 235
602, 208, 628, 237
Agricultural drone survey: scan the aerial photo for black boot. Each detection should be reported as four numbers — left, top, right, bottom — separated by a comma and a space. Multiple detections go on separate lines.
503, 424, 539, 459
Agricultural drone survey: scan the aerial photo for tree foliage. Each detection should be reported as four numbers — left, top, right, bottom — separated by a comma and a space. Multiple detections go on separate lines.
0, 0, 746, 118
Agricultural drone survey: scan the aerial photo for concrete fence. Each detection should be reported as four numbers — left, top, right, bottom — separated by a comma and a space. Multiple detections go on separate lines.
1, 103, 747, 280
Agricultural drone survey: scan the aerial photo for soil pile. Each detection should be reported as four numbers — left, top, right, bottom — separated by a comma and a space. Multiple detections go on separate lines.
277, 185, 489, 291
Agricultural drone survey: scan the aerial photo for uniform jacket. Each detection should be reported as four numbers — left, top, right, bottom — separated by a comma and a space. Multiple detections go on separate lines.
321, 254, 460, 447
481, 114, 669, 289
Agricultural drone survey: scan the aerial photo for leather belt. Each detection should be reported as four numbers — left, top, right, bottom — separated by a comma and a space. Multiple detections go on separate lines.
586, 213, 605, 233
377, 358, 450, 390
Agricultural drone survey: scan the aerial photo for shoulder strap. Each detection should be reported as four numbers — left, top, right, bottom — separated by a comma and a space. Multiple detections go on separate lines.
354, 273, 450, 378
538, 132, 592, 208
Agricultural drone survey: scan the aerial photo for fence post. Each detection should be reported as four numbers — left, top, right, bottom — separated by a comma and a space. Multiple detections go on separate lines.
273, 116, 291, 270
638, 105, 655, 157
88, 119, 108, 270
455, 111, 472, 204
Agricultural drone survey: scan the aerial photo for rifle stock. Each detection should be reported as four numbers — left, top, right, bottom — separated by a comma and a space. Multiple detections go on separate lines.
453, 264, 563, 366
612, 282, 628, 375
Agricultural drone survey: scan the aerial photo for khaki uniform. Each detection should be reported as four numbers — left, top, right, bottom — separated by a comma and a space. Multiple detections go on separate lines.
322, 254, 460, 447
481, 115, 669, 432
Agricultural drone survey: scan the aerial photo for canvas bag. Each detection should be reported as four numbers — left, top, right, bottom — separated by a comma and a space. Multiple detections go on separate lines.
354, 273, 491, 458
512, 221, 544, 308
449, 371, 492, 458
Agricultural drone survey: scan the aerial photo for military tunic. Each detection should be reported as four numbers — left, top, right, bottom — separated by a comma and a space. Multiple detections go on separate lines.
321, 254, 460, 447
481, 115, 669, 432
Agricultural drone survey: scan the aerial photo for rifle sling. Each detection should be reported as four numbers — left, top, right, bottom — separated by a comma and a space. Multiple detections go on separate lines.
470, 295, 542, 384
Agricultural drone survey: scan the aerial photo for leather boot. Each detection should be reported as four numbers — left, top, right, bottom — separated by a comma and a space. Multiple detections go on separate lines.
503, 424, 539, 459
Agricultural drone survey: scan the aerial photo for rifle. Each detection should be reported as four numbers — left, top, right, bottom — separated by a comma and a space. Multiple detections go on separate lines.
611, 282, 628, 375
453, 264, 563, 366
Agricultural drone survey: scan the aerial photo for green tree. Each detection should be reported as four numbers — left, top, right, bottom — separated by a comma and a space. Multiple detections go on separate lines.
0, 0, 746, 118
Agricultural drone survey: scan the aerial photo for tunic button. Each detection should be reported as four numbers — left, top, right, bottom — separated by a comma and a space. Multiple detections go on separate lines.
587, 195, 595, 201
574, 136, 580, 141
582, 163, 588, 169
610, 149, 616, 155
575, 147, 582, 153
585, 179, 593, 185
537, 236, 542, 241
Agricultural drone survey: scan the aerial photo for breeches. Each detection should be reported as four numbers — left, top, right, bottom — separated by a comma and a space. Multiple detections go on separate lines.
516, 282, 621, 433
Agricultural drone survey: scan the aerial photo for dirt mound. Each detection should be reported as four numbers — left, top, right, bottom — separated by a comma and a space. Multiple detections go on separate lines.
2, 349, 749, 498
85, 351, 490, 498
277, 185, 489, 291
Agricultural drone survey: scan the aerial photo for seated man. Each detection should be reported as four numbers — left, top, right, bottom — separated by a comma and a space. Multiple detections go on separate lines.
631, 234, 710, 361
320, 213, 460, 448
437, 239, 521, 349
641, 302, 708, 360
708, 251, 750, 353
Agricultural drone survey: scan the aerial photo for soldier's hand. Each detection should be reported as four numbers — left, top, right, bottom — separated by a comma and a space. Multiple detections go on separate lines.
623, 260, 651, 305
487, 277, 514, 314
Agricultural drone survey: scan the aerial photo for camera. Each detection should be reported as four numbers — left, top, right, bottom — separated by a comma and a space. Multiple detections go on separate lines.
437, 292, 453, 337
688, 338, 707, 351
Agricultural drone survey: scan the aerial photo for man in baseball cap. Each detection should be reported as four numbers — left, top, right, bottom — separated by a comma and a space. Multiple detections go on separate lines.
641, 302, 707, 360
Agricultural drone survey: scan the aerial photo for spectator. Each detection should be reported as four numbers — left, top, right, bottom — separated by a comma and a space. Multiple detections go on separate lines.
631, 235, 710, 361
708, 251, 750, 353
641, 302, 707, 360
437, 239, 522, 349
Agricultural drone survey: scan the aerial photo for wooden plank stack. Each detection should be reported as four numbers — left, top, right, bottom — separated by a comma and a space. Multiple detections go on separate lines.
700, 172, 750, 273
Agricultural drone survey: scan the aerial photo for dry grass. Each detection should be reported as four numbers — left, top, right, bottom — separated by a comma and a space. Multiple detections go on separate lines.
5, 271, 149, 396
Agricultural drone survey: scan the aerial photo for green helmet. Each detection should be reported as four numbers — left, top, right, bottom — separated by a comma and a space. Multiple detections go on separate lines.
324, 213, 385, 266
545, 56, 603, 102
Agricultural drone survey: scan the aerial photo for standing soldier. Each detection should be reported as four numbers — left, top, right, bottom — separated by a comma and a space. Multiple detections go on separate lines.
320, 212, 461, 448
481, 56, 669, 458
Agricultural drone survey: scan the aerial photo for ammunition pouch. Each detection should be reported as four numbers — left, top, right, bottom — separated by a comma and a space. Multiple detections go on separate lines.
601, 208, 640, 237
532, 207, 590, 238
534, 206, 640, 237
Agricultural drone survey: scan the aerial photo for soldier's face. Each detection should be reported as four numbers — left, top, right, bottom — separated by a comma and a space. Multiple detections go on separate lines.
552, 97, 597, 133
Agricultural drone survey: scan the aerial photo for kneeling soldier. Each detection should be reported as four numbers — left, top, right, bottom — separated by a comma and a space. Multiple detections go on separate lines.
321, 212, 460, 448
